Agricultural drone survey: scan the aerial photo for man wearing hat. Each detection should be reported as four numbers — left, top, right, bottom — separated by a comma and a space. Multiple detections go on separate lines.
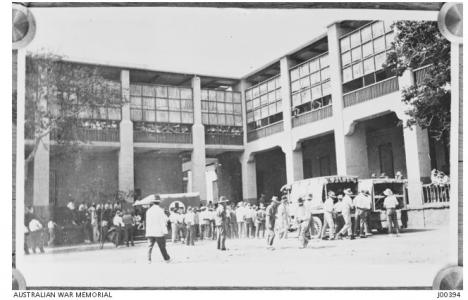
146, 195, 171, 263
265, 196, 281, 249
255, 203, 266, 239
295, 197, 311, 248
383, 188, 400, 236
215, 196, 229, 250
319, 191, 336, 240
198, 206, 208, 240
353, 190, 372, 238
336, 189, 355, 239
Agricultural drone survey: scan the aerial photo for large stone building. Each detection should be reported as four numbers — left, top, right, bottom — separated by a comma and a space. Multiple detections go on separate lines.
24, 20, 449, 226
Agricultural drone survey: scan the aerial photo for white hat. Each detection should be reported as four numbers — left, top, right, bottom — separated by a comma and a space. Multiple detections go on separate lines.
383, 189, 393, 196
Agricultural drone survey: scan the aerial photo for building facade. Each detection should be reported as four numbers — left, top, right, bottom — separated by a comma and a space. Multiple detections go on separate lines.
24, 20, 449, 226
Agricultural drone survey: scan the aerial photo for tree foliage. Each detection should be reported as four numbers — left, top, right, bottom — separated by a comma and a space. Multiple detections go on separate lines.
386, 21, 451, 141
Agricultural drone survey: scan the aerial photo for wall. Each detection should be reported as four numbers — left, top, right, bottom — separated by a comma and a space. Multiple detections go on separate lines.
406, 207, 450, 228
302, 133, 337, 178
134, 153, 184, 197
217, 152, 243, 203
255, 148, 286, 202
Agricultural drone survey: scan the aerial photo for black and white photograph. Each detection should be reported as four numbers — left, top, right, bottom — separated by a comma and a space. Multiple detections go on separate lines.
10, 1, 463, 292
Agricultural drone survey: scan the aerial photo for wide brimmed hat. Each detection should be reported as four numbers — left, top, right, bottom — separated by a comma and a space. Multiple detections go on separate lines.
343, 188, 353, 195
328, 191, 336, 197
383, 188, 393, 196
271, 196, 281, 204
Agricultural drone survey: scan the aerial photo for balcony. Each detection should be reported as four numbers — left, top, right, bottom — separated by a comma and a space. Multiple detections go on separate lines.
422, 183, 450, 206
247, 121, 283, 142
414, 65, 432, 86
50, 128, 120, 143
343, 76, 399, 107
205, 133, 243, 145
292, 105, 333, 128
133, 131, 192, 144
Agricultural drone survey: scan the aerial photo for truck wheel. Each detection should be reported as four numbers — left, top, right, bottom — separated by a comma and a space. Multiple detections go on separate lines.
309, 217, 322, 239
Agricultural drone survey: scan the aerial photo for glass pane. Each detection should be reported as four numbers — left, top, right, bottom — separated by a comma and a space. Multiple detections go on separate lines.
252, 86, 260, 98
385, 32, 394, 49
260, 95, 268, 106
291, 80, 301, 93
246, 101, 253, 111
300, 77, 310, 89
352, 63, 363, 78
202, 113, 209, 124
181, 99, 193, 111
351, 47, 362, 62
209, 101, 217, 112
246, 90, 252, 101
156, 111, 168, 123
98, 107, 107, 119
362, 41, 373, 57
217, 102, 225, 113
209, 113, 217, 124
301, 90, 311, 103
142, 85, 155, 97
350, 32, 361, 48
311, 85, 322, 100
375, 52, 387, 70
384, 21, 393, 32
144, 110, 156, 122
209, 90, 217, 101
225, 92, 233, 102
361, 26, 372, 43
268, 103, 276, 115
130, 84, 141, 96
259, 83, 267, 95
276, 89, 282, 100
143, 98, 155, 109
131, 96, 142, 108
340, 37, 350, 52
276, 100, 282, 112
363, 57, 375, 74
108, 108, 121, 120
216, 91, 225, 102
322, 82, 331, 96
201, 90, 209, 100
372, 21, 385, 37
234, 115, 242, 126
292, 93, 301, 107
168, 87, 180, 99
309, 59, 320, 72
226, 114, 234, 126
169, 111, 181, 123
201, 101, 209, 112
225, 103, 233, 113
320, 54, 329, 68
267, 80, 276, 91
374, 36, 385, 53
321, 67, 330, 81
343, 67, 353, 82
310, 72, 321, 85
268, 92, 276, 103
169, 99, 181, 110
180, 88, 192, 100
299, 64, 309, 77
233, 93, 241, 103
156, 98, 168, 110
275, 77, 281, 89
182, 112, 193, 124
254, 109, 261, 121
156, 86, 167, 98
290, 68, 300, 81
253, 98, 260, 109
341, 51, 351, 66
247, 112, 254, 122
234, 104, 242, 113
131, 109, 142, 121
261, 105, 269, 118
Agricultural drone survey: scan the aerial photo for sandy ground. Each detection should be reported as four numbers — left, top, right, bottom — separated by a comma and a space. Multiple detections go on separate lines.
18, 226, 450, 288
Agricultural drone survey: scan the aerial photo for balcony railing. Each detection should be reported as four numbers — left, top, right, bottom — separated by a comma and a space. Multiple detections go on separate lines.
422, 183, 450, 205
205, 133, 243, 145
292, 105, 333, 128
414, 65, 432, 86
50, 128, 120, 143
247, 121, 283, 142
343, 76, 399, 107
133, 130, 192, 144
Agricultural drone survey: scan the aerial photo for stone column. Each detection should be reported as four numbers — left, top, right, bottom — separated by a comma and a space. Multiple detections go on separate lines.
33, 134, 50, 219
343, 123, 370, 178
191, 76, 207, 203
327, 22, 348, 175
240, 153, 257, 203
234, 79, 251, 145
118, 70, 134, 198
280, 56, 304, 183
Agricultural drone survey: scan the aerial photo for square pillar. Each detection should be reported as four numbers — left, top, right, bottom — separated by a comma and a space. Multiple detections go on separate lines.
279, 57, 294, 132
283, 146, 304, 184
344, 124, 370, 177
240, 153, 257, 203
191, 76, 207, 202
119, 70, 134, 196
234, 79, 251, 145
33, 136, 50, 219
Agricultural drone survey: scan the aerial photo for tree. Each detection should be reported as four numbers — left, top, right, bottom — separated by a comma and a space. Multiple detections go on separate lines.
25, 53, 122, 179
386, 21, 451, 142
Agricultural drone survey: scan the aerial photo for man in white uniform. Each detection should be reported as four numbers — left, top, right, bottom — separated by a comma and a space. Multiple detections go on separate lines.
146, 195, 171, 263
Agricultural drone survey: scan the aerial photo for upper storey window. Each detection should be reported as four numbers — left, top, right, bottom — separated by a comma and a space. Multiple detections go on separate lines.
201, 90, 242, 127
340, 21, 395, 93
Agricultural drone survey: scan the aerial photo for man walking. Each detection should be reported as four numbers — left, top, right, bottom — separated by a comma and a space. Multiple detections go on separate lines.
236, 202, 245, 238
255, 203, 266, 238
319, 191, 336, 240
113, 210, 125, 247
215, 197, 229, 250
277, 196, 290, 240
169, 208, 179, 243
336, 190, 355, 240
146, 195, 171, 264
383, 188, 400, 236
265, 196, 281, 250
28, 218, 45, 254
184, 207, 196, 246
353, 190, 372, 238
295, 197, 311, 248
122, 209, 135, 247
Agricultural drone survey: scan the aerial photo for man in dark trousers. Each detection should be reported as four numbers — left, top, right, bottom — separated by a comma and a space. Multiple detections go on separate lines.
146, 195, 171, 264
265, 196, 281, 250
215, 196, 229, 250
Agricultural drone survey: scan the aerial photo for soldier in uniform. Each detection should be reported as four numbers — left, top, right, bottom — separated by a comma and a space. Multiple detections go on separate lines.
215, 196, 229, 250
265, 196, 281, 250
295, 197, 311, 248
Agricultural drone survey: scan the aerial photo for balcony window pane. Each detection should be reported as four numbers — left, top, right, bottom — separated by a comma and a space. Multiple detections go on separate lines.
385, 32, 394, 49
201, 101, 209, 112
201, 90, 209, 100
362, 41, 373, 57
340, 37, 350, 52
216, 91, 225, 102
130, 84, 141, 96
156, 98, 168, 110
156, 111, 168, 123
209, 90, 217, 101
320, 54, 329, 67
374, 36, 386, 53
310, 72, 321, 85
156, 86, 167, 98
247, 112, 254, 122
181, 99, 193, 111
131, 96, 142, 108
254, 109, 261, 121
168, 87, 180, 99
202, 113, 209, 124
351, 47, 362, 62
301, 90, 311, 103
108, 108, 121, 120
361, 26, 372, 42
375, 52, 387, 70
275, 77, 281, 88
290, 69, 300, 81
321, 67, 330, 81
98, 107, 108, 119
180, 88, 192, 100
209, 101, 217, 112
341, 51, 351, 66
169, 99, 181, 110
233, 93, 241, 103
269, 103, 277, 115
268, 92, 276, 103
352, 63, 363, 78
234, 104, 242, 113
267, 80, 276, 91
291, 80, 300, 93
322, 81, 331, 96
276, 100, 282, 112
292, 93, 301, 107
363, 57, 375, 74
252, 87, 260, 98
235, 115, 242, 126
260, 95, 268, 106
246, 90, 252, 101
209, 113, 217, 125
261, 105, 269, 118
384, 21, 393, 32
169, 111, 181, 123
182, 112, 193, 124
143, 98, 155, 109
217, 102, 225, 113
132, 109, 142, 121
311, 85, 322, 100
246, 101, 253, 111
225, 92, 233, 102
309, 59, 320, 72
350, 32, 361, 48
253, 98, 260, 108
372, 21, 385, 37
225, 103, 233, 113
216, 114, 225, 125
142, 85, 155, 97
343, 67, 353, 82
276, 89, 282, 100
226, 114, 234, 125
144, 110, 156, 122
300, 77, 310, 89
299, 64, 309, 77
259, 83, 267, 95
